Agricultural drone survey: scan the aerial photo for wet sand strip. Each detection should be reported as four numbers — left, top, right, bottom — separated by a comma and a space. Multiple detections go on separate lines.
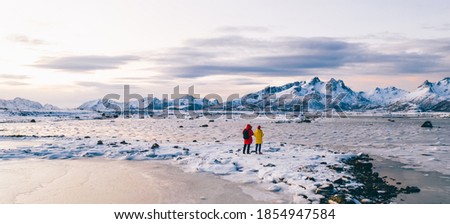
0, 159, 259, 204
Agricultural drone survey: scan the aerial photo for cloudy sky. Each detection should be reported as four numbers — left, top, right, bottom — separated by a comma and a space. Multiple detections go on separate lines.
1, 0, 449, 107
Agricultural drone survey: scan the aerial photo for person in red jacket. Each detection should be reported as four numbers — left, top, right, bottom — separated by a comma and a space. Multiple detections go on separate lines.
242, 124, 254, 154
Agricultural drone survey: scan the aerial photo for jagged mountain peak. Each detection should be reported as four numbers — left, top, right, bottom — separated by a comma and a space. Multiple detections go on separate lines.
364, 86, 409, 106
418, 80, 433, 89
373, 86, 404, 93
437, 77, 450, 85
309, 76, 322, 84
327, 78, 351, 91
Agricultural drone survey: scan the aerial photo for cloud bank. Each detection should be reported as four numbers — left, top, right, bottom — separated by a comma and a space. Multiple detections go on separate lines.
146, 35, 450, 79
8, 35, 47, 45
0, 74, 30, 86
34, 55, 140, 72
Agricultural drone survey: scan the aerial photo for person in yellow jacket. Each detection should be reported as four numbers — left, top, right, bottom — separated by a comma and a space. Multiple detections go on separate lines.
253, 125, 264, 154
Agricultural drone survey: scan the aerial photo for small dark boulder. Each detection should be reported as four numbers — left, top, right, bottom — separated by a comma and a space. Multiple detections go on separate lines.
327, 164, 344, 172
30, 119, 36, 123
97, 140, 104, 145
315, 184, 335, 195
421, 121, 433, 128
200, 124, 208, 127
333, 178, 347, 185
401, 186, 421, 194
151, 143, 160, 149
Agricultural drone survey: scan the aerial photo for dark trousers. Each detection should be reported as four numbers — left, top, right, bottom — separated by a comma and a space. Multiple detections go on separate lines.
243, 144, 251, 154
255, 144, 262, 154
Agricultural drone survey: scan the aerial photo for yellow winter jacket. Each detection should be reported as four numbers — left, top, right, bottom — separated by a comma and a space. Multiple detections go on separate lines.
254, 129, 264, 144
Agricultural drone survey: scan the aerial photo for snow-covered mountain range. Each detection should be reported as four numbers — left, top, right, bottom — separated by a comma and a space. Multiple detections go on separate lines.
2, 77, 449, 112
236, 77, 449, 112
77, 95, 219, 112
0, 97, 59, 111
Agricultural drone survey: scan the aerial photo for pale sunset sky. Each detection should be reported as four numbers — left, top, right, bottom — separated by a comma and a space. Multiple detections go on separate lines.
1, 0, 449, 107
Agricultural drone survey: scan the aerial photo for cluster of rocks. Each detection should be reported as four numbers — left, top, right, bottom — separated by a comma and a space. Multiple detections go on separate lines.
3, 134, 64, 138
317, 154, 420, 204
95, 140, 132, 146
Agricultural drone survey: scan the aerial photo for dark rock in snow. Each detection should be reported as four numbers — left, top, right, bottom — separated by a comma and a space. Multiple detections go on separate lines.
333, 178, 347, 185
327, 164, 344, 172
30, 119, 36, 123
151, 143, 160, 149
421, 121, 433, 128
97, 140, 104, 145
315, 184, 335, 195
400, 186, 421, 194
200, 124, 208, 127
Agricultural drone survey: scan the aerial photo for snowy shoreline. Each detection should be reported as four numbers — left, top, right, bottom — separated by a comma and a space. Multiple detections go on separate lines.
1, 115, 449, 203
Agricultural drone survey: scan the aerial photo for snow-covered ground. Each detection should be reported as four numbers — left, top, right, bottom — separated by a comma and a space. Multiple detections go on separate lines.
0, 114, 449, 203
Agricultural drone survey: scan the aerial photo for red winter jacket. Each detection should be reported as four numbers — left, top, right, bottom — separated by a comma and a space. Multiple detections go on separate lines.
243, 124, 254, 144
